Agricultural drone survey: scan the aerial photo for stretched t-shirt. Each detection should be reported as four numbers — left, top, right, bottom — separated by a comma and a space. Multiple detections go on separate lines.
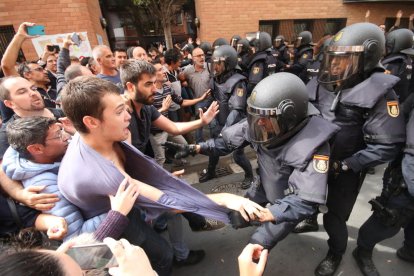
58, 133, 230, 223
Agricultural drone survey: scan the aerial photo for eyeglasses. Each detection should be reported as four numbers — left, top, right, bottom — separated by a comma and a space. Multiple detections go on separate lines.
46, 128, 67, 142
31, 67, 45, 72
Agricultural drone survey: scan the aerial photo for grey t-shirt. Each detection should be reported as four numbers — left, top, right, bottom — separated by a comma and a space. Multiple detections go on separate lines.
183, 64, 210, 98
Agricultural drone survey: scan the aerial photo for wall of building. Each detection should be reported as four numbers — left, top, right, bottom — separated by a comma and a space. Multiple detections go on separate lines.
0, 0, 109, 60
195, 0, 414, 43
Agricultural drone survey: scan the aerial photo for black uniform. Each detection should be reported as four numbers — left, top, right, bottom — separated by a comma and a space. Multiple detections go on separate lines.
357, 108, 414, 252
382, 53, 413, 103
199, 115, 339, 249
206, 72, 253, 178
307, 72, 406, 256
246, 50, 278, 95
285, 45, 314, 84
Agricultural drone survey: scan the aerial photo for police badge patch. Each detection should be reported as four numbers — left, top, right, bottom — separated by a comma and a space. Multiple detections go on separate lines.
333, 31, 343, 42
236, 88, 244, 97
252, 67, 260, 75
313, 155, 329, 174
386, 101, 400, 117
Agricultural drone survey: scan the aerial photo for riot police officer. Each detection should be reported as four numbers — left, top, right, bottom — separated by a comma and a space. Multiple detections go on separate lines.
353, 104, 414, 275
273, 35, 289, 66
236, 38, 253, 73
285, 30, 314, 84
164, 72, 340, 256
382, 28, 414, 103
245, 31, 279, 95
212, 37, 229, 50
198, 45, 254, 188
308, 23, 406, 276
230, 34, 242, 50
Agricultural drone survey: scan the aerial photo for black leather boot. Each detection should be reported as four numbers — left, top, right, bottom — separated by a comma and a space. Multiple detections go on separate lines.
293, 214, 319, 233
315, 251, 342, 276
352, 247, 379, 276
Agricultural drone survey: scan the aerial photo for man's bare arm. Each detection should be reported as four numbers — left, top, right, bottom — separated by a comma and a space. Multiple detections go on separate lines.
1, 22, 34, 76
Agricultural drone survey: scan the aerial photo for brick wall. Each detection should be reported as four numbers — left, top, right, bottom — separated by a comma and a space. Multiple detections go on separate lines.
0, 0, 109, 60
195, 0, 414, 43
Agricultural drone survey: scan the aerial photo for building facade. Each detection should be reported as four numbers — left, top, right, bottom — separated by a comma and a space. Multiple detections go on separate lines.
194, 0, 414, 44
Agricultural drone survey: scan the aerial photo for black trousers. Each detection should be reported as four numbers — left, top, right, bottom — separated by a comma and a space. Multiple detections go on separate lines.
323, 170, 364, 256
122, 208, 173, 276
357, 192, 414, 251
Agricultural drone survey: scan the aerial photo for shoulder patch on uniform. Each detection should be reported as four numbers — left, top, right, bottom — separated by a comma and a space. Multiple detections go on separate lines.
313, 155, 329, 174
236, 88, 244, 97
253, 66, 260, 75
387, 101, 400, 117
333, 31, 343, 42
302, 53, 308, 59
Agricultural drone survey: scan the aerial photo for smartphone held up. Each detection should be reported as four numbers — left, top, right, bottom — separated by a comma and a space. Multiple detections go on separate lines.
66, 243, 118, 270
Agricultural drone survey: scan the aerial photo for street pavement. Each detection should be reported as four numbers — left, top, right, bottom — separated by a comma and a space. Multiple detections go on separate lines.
166, 151, 414, 276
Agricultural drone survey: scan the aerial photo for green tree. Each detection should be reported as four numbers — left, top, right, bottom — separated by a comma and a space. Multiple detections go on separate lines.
132, 0, 183, 49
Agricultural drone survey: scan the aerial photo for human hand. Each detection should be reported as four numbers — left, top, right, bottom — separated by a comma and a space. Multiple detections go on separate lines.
258, 208, 275, 222
58, 117, 76, 135
46, 217, 68, 240
17, 22, 35, 39
63, 34, 74, 49
200, 89, 211, 101
365, 10, 370, 19
104, 238, 155, 276
109, 178, 140, 216
223, 194, 264, 221
238, 244, 268, 276
161, 95, 172, 111
162, 141, 197, 159
18, 185, 59, 211
200, 101, 219, 125
158, 43, 164, 53
172, 169, 185, 177
410, 13, 414, 21
397, 10, 403, 19
196, 37, 201, 46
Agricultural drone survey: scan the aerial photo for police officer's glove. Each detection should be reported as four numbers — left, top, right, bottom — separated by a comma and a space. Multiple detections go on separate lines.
162, 141, 197, 159
331, 160, 350, 174
228, 210, 261, 229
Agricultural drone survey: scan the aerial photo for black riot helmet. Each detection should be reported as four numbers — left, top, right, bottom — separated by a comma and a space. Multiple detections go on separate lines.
247, 72, 309, 148
317, 23, 385, 92
212, 45, 238, 77
199, 41, 212, 56
230, 35, 242, 48
385, 28, 414, 56
273, 35, 285, 48
212, 38, 230, 50
236, 38, 251, 55
294, 31, 312, 48
246, 31, 272, 52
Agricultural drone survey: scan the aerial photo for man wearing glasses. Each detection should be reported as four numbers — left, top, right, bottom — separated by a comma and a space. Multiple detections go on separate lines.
180, 47, 212, 143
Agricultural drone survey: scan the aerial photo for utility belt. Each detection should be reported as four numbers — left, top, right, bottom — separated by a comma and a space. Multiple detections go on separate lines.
370, 193, 414, 228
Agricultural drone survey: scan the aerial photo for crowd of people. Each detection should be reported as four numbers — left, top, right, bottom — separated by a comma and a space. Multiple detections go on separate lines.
0, 9, 414, 276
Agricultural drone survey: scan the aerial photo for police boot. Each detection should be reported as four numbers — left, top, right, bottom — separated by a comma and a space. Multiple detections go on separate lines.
397, 245, 414, 263
293, 214, 319, 233
241, 175, 253, 190
352, 247, 379, 276
199, 169, 217, 183
314, 251, 342, 276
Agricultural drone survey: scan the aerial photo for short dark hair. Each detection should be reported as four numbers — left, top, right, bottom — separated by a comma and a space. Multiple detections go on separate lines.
150, 56, 162, 65
164, 48, 181, 65
17, 61, 38, 78
7, 116, 56, 160
120, 59, 156, 87
61, 76, 120, 134
0, 250, 66, 276
114, 48, 127, 54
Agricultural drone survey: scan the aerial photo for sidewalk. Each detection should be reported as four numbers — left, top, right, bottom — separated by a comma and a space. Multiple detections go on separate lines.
169, 152, 414, 276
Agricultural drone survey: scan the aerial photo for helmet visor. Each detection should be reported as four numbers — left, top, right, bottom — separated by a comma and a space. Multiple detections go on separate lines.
212, 57, 226, 76
294, 37, 302, 48
317, 48, 363, 91
247, 107, 281, 144
236, 43, 244, 54
274, 39, 282, 48
231, 38, 238, 48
